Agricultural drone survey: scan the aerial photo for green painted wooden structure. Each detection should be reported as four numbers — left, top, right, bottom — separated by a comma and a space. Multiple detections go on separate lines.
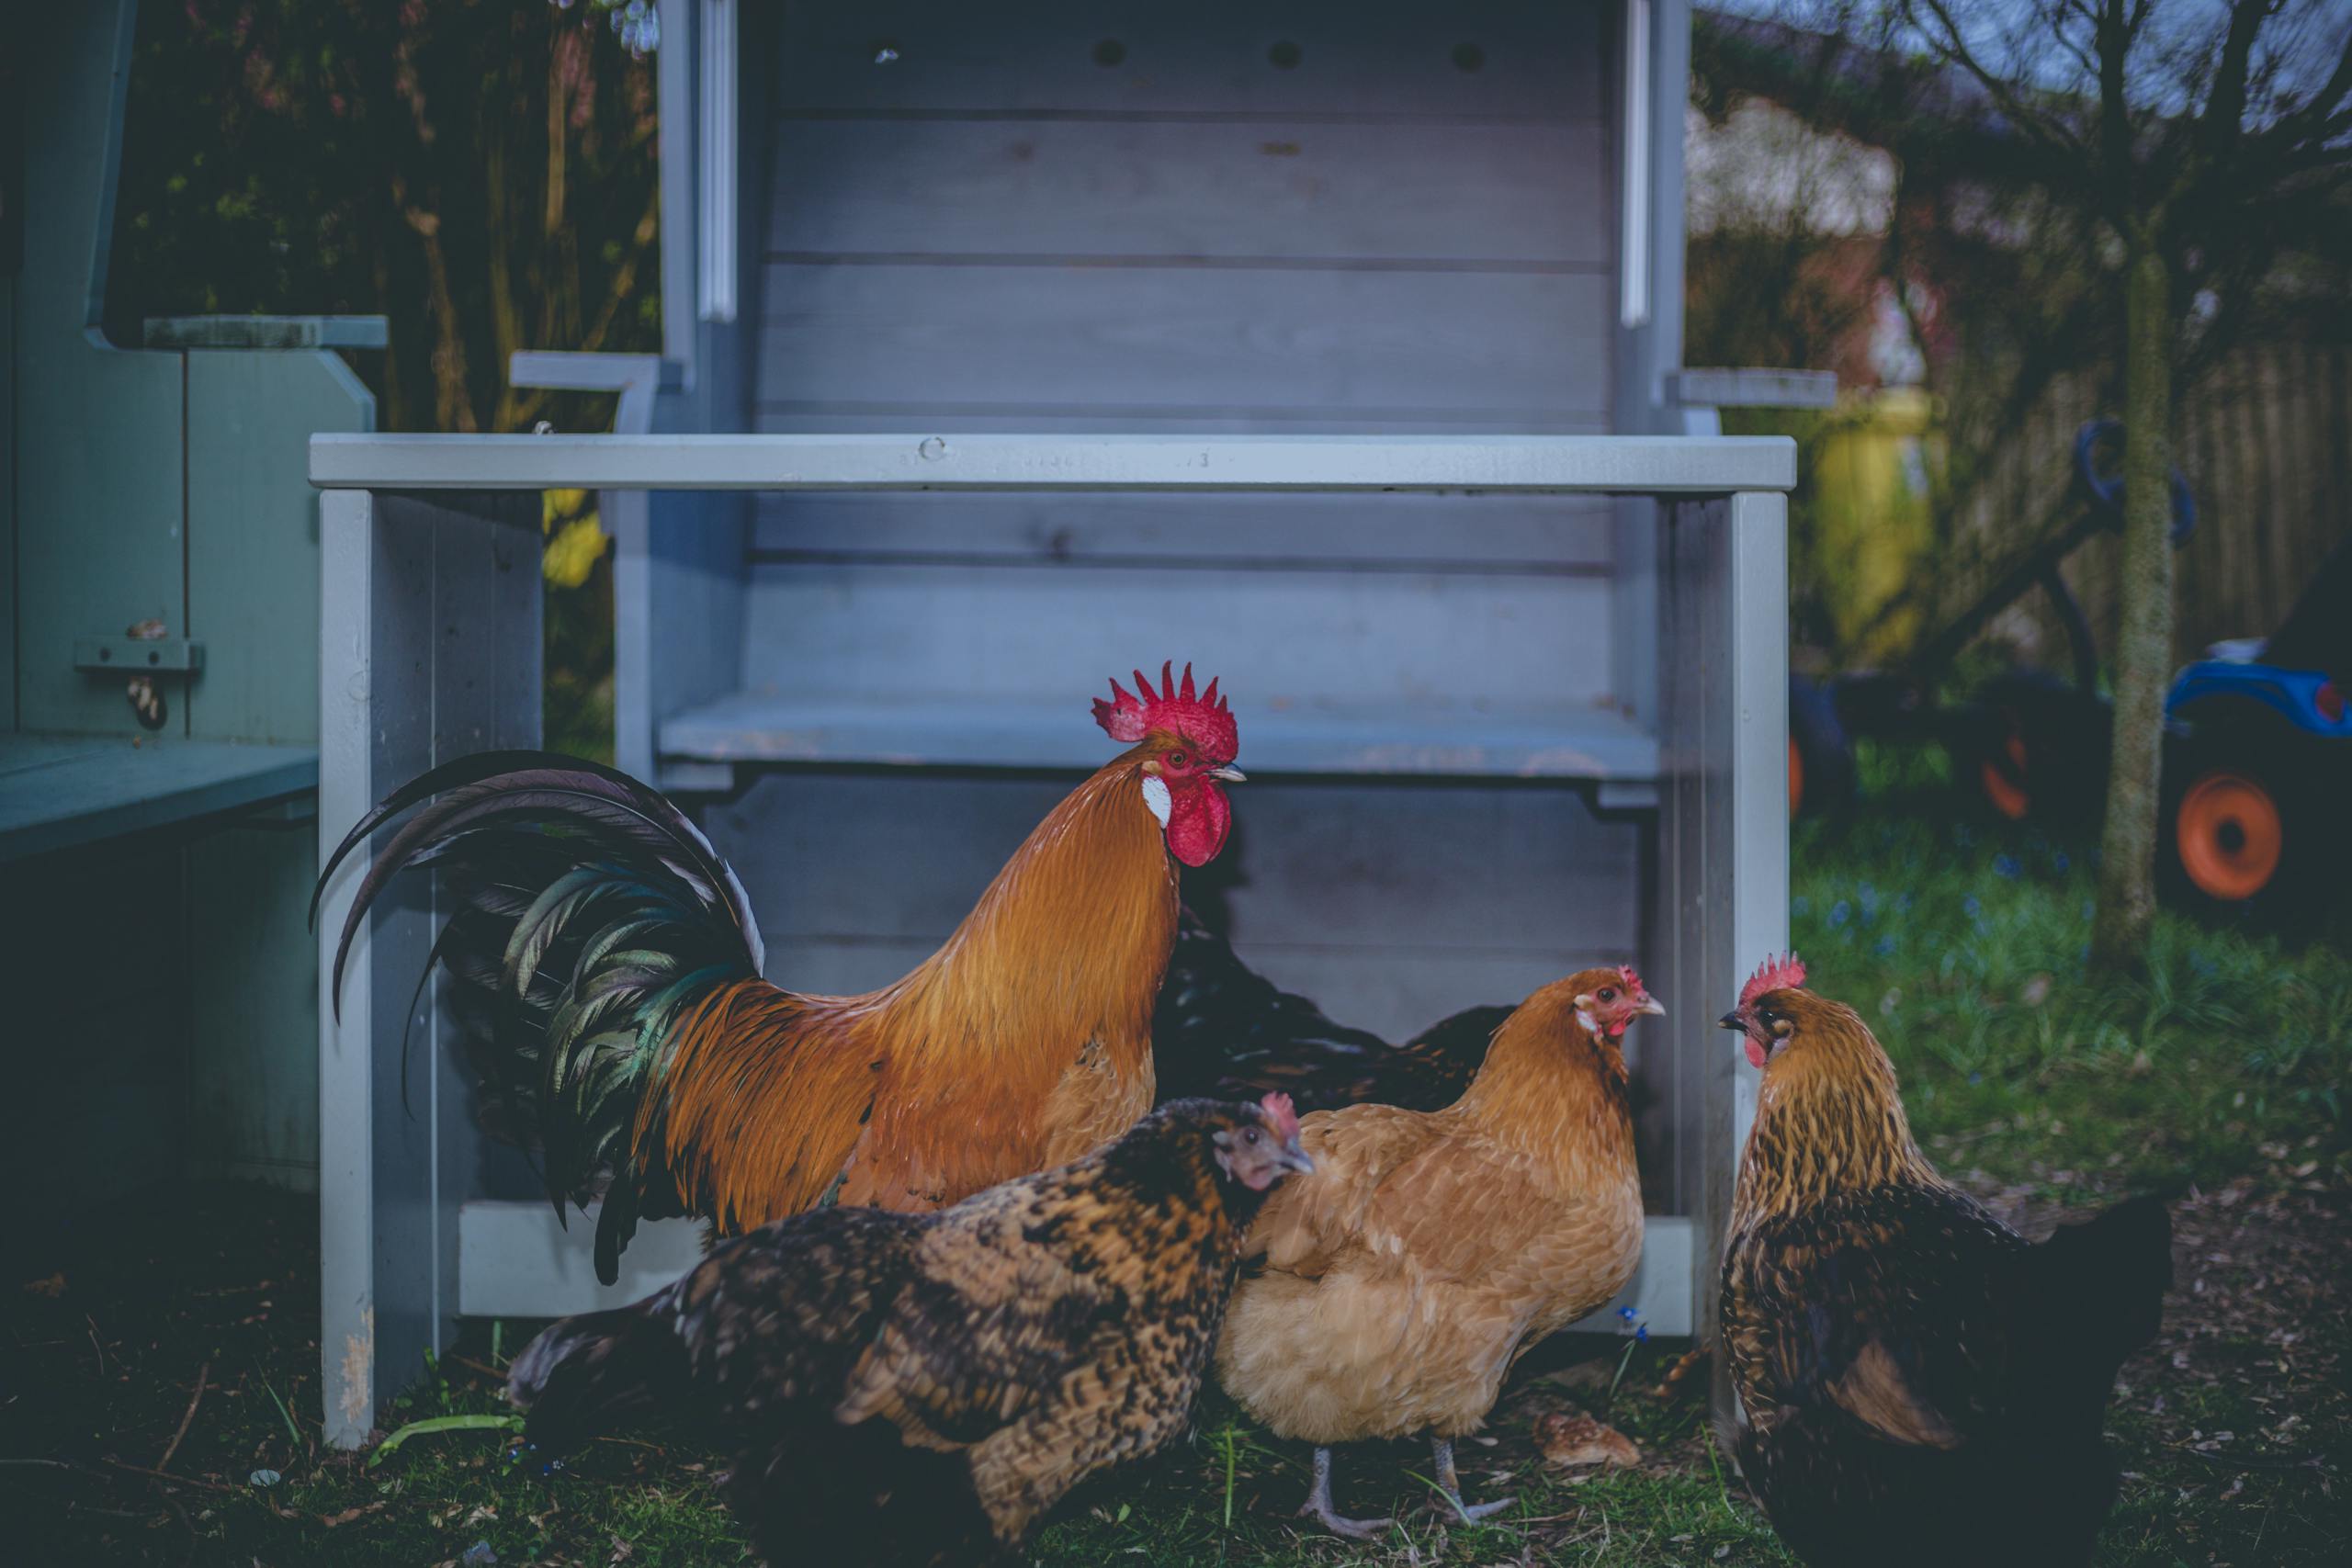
3, 0, 379, 1207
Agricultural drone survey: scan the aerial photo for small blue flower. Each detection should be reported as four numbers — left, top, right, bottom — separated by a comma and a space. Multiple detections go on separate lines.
1967, 1072, 1983, 1086
1635, 1325, 1649, 1343
1875, 934, 1896, 956
1994, 854, 2022, 879
2052, 851, 2071, 873
1830, 900, 1851, 928
2189, 951, 2217, 978
1617, 1306, 1637, 1321
1962, 895, 1981, 918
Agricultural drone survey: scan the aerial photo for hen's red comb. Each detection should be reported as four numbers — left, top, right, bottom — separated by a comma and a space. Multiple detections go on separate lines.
1258, 1091, 1301, 1144
1739, 953, 1807, 1010
1091, 661, 1239, 763
1618, 964, 1647, 996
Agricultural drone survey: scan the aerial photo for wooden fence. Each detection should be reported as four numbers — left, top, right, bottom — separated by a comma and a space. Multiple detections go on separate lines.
1948, 342, 2351, 669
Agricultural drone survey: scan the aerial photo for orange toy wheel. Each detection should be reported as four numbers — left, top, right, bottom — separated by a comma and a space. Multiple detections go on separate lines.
2175, 772, 2284, 902
1789, 738, 1804, 818
1980, 730, 2030, 821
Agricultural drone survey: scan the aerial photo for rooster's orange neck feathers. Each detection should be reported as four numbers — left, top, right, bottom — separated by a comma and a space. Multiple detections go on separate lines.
1734, 996, 1939, 1222
645, 749, 1179, 1227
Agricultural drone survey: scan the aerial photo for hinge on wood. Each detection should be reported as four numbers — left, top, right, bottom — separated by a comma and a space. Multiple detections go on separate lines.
76, 637, 205, 674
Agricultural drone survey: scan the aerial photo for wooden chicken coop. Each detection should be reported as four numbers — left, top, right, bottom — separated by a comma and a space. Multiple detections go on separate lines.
3, 1, 378, 1219
311, 0, 1793, 1445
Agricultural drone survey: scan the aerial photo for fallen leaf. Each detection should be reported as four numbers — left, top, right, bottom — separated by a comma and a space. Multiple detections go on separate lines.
22, 1273, 65, 1298
1534, 1413, 1641, 1471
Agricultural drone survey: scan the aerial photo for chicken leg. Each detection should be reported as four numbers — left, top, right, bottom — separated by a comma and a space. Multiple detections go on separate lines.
1297, 1446, 1392, 1540
1430, 1436, 1514, 1523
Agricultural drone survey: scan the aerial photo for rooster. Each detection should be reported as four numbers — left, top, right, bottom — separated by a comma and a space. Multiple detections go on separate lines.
1153, 908, 1509, 1113
506, 1094, 1314, 1567
1716, 954, 2173, 1568
1215, 967, 1662, 1536
316, 663, 1242, 1280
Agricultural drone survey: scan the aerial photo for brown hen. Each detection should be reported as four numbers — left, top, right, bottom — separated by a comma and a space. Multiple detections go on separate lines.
1214, 966, 1660, 1536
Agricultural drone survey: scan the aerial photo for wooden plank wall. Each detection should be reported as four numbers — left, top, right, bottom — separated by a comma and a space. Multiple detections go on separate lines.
1951, 344, 2352, 667
722, 0, 1640, 1042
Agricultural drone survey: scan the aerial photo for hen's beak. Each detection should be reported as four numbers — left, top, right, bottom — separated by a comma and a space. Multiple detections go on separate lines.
1636, 995, 1667, 1017
1717, 1011, 1746, 1032
1210, 765, 1246, 784
1279, 1138, 1314, 1176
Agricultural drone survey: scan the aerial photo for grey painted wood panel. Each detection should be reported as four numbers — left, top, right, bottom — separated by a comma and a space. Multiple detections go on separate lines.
661, 692, 1659, 781
700, 771, 1641, 1043
775, 0, 1605, 120
186, 349, 372, 746
756, 265, 1612, 420
188, 824, 320, 1190
767, 118, 1609, 266
748, 410, 1615, 436
748, 491, 1616, 570
733, 561, 1616, 709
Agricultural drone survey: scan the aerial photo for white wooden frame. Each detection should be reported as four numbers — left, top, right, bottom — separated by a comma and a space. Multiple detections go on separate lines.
312, 431, 1791, 1446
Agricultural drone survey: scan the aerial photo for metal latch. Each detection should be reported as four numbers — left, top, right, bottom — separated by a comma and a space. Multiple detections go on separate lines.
74, 637, 206, 673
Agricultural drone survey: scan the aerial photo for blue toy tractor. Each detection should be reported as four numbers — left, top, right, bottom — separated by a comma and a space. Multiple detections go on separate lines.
2157, 534, 2352, 917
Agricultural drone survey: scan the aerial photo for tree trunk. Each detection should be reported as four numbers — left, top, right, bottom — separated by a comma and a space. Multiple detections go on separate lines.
2088, 243, 2176, 972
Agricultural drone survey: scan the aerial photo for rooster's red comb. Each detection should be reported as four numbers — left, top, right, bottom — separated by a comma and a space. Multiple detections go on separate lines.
1257, 1092, 1300, 1144
1091, 661, 1239, 763
1739, 953, 1807, 1010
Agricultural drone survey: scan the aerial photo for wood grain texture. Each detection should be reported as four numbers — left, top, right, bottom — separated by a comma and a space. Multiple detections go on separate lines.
731, 559, 1615, 712
757, 265, 1612, 420
747, 491, 1617, 570
775, 0, 1605, 119
768, 118, 1608, 266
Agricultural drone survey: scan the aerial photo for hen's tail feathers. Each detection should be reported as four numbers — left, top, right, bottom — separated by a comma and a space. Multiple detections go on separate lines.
2027, 1194, 2173, 1429
311, 750, 766, 1275
507, 1304, 687, 1456
1151, 908, 1491, 1112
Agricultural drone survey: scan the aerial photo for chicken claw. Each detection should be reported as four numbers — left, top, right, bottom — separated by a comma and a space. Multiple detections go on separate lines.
1297, 1447, 1392, 1540
1430, 1436, 1516, 1524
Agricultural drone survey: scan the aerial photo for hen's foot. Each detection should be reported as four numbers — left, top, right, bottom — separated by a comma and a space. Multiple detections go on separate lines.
1296, 1446, 1392, 1540
1430, 1436, 1516, 1524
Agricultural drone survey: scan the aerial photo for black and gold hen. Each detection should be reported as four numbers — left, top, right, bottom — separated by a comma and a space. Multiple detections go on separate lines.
1717, 955, 2172, 1568
507, 1095, 1312, 1566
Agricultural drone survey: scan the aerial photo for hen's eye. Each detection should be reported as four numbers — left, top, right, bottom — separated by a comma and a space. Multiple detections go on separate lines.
1242, 1127, 1260, 1145
1599, 987, 1617, 1002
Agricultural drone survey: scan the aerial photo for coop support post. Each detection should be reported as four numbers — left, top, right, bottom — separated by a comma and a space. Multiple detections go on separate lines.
1657, 490, 1788, 1363
316, 489, 545, 1448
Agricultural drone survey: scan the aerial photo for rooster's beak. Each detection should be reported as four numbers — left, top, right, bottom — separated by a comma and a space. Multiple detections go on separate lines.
1636, 995, 1666, 1017
1717, 1012, 1746, 1032
1210, 765, 1246, 784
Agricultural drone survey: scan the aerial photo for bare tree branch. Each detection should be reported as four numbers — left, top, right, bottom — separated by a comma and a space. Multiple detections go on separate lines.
1913, 0, 2088, 155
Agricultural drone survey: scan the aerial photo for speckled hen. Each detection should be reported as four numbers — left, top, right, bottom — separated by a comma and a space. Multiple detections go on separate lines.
505, 1095, 1311, 1567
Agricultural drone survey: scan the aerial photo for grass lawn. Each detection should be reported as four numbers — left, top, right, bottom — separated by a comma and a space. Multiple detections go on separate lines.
7, 760, 2348, 1565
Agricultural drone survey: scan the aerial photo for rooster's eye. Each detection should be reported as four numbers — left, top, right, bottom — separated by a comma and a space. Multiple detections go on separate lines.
1165, 750, 1190, 771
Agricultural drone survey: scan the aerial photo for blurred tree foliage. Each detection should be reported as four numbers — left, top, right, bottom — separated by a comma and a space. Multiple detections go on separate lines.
102, 0, 662, 761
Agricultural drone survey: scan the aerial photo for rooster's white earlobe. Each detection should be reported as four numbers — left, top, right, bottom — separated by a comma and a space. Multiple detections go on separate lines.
1140, 775, 1173, 827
